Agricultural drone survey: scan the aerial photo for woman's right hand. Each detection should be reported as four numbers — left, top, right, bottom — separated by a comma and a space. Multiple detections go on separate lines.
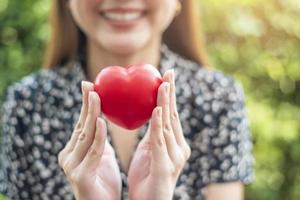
58, 81, 122, 200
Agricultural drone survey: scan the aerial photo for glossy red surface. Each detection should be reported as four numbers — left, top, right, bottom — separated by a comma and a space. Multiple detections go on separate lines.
94, 64, 163, 130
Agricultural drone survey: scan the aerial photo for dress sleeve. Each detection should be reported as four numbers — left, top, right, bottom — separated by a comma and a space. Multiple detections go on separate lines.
193, 76, 254, 186
0, 85, 31, 199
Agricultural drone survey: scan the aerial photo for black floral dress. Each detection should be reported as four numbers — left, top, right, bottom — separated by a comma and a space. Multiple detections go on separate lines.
0, 45, 254, 200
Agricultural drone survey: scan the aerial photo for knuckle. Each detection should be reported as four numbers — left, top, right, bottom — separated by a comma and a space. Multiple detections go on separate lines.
75, 122, 82, 130
156, 135, 165, 146
171, 111, 178, 120
73, 128, 82, 136
78, 133, 86, 142
152, 120, 162, 132
69, 170, 80, 183
62, 159, 72, 174
70, 170, 90, 192
183, 144, 191, 160
157, 121, 162, 130
58, 151, 65, 167
164, 124, 171, 131
163, 124, 172, 134
88, 146, 101, 157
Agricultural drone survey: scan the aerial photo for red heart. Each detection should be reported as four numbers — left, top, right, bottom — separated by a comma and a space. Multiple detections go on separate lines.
94, 64, 163, 130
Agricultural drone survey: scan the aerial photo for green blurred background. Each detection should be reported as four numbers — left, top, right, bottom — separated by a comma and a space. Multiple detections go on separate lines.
0, 0, 299, 199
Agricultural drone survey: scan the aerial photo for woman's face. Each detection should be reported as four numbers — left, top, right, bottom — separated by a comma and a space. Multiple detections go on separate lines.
69, 0, 178, 55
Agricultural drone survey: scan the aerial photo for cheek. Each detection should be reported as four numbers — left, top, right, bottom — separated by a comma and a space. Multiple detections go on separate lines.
69, 0, 100, 33
148, 0, 177, 33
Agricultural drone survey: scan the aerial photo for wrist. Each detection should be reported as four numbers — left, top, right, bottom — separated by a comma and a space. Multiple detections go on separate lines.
129, 194, 173, 200
128, 188, 173, 200
73, 188, 118, 200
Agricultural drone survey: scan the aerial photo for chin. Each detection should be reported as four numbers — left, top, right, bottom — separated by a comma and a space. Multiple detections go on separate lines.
95, 32, 151, 56
106, 42, 144, 55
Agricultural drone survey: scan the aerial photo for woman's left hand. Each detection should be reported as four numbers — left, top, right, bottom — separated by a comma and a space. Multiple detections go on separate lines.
128, 70, 191, 200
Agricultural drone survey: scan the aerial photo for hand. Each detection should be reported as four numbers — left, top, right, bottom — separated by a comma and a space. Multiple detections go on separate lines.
128, 70, 191, 200
58, 81, 122, 200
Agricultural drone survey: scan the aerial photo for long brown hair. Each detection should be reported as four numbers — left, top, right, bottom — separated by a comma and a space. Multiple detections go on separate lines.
43, 0, 210, 69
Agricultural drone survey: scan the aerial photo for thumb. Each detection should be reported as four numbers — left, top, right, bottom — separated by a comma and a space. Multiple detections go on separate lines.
80, 117, 107, 172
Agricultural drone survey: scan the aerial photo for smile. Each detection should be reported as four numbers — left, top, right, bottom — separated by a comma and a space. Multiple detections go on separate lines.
101, 11, 144, 22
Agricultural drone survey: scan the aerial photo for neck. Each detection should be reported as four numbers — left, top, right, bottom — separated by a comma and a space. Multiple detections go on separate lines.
86, 40, 161, 82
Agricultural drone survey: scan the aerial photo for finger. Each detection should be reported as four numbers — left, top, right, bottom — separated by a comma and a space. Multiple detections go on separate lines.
69, 92, 101, 167
67, 81, 94, 153
58, 130, 81, 167
103, 140, 115, 157
137, 121, 152, 149
157, 81, 178, 162
149, 107, 168, 162
77, 81, 94, 129
58, 81, 95, 168
79, 117, 107, 172
137, 128, 151, 150
164, 70, 186, 147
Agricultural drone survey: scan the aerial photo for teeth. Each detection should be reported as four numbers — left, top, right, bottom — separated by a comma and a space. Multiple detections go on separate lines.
102, 12, 142, 21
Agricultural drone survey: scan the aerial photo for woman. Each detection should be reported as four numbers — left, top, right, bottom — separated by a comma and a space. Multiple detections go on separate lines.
0, 0, 253, 199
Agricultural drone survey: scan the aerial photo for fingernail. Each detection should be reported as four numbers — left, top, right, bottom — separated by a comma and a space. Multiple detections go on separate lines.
171, 69, 175, 83
82, 81, 88, 89
82, 81, 94, 91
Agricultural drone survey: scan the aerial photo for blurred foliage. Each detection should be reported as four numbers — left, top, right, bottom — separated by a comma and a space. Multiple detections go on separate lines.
0, 194, 5, 200
200, 0, 300, 200
0, 0, 49, 102
0, 0, 299, 199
